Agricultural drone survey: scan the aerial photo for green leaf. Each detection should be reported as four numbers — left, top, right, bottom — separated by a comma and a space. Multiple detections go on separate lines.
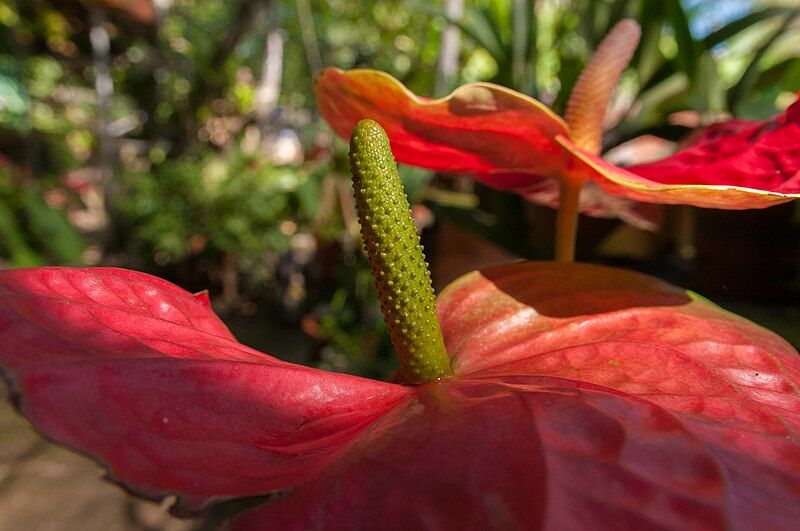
629, 71, 690, 129
418, 1, 507, 63
523, 0, 538, 94
690, 51, 725, 113
398, 165, 434, 202
666, 0, 699, 80
728, 12, 799, 111
511, 0, 529, 91
21, 193, 84, 265
486, 0, 512, 54
702, 7, 795, 50
753, 57, 800, 92
607, 0, 634, 29
635, 13, 665, 88
0, 199, 42, 267
297, 170, 323, 220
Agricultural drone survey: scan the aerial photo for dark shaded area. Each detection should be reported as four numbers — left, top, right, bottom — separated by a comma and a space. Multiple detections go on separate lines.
478, 260, 691, 318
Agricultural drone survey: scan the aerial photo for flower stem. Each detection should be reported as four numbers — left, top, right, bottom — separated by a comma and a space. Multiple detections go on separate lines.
557, 19, 639, 262
555, 178, 582, 262
349, 119, 451, 384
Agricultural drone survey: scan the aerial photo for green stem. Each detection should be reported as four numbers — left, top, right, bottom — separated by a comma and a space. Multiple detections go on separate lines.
555, 178, 582, 262
349, 120, 452, 384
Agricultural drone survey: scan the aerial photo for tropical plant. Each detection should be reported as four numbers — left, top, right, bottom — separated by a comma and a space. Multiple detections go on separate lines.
433, 0, 799, 119
315, 21, 800, 262
0, 121, 798, 528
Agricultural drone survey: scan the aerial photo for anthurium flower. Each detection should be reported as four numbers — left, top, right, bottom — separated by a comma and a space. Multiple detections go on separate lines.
2, 120, 800, 529
4, 262, 800, 528
316, 19, 800, 261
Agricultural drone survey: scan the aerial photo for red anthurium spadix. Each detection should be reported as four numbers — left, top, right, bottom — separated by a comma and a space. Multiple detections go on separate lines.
2, 120, 800, 529
1, 263, 800, 529
316, 20, 800, 262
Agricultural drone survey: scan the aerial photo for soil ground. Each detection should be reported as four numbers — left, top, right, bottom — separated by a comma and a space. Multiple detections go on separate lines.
0, 387, 196, 531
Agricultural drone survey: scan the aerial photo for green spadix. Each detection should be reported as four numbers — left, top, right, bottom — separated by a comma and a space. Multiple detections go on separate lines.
349, 119, 451, 384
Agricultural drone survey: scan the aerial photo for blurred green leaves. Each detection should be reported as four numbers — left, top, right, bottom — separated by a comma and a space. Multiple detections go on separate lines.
0, 165, 84, 266
116, 148, 307, 270
427, 0, 799, 142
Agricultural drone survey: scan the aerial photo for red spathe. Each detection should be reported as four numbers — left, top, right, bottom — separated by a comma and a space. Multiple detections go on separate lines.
0, 264, 799, 528
316, 68, 800, 227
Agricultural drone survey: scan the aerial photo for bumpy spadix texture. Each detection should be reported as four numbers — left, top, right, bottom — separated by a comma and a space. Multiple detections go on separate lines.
564, 19, 641, 154
349, 119, 450, 383
0, 264, 799, 528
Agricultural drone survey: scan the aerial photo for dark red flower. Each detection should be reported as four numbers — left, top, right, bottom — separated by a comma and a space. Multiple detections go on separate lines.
2, 264, 799, 528
316, 67, 800, 221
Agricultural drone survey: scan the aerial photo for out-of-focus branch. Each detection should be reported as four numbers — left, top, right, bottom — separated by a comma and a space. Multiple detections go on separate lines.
435, 0, 464, 97
295, 0, 322, 77
255, 27, 284, 132
89, 8, 113, 229
211, 0, 263, 69
178, 0, 268, 153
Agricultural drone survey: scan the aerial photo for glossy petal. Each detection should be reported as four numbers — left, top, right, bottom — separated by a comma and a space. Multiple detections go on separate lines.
558, 99, 800, 208
316, 68, 570, 182
0, 267, 411, 513
237, 262, 800, 529
316, 68, 655, 225
631, 102, 800, 189
318, 69, 800, 213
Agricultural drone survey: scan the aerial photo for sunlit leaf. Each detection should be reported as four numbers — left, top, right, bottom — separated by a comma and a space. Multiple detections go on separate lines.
317, 68, 800, 219
2, 263, 799, 527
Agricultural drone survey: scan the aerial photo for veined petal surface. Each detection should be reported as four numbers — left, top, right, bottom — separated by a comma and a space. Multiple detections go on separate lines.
318, 69, 800, 213
316, 68, 570, 179
236, 262, 800, 530
0, 267, 411, 513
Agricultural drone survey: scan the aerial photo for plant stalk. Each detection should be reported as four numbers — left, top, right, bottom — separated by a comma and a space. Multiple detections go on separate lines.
557, 18, 641, 262
555, 178, 582, 262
